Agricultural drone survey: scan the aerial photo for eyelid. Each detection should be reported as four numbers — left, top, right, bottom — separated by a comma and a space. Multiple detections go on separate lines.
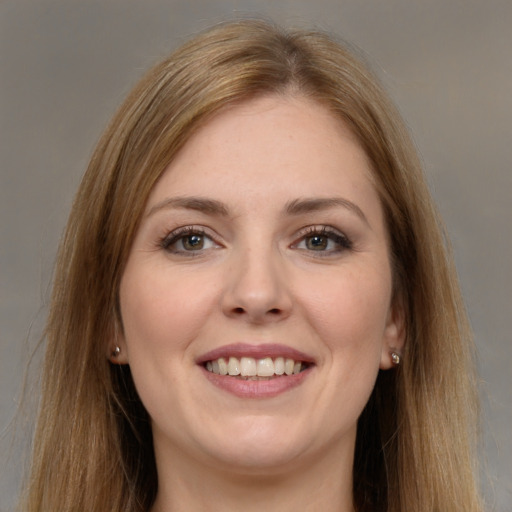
291, 225, 353, 253
160, 225, 221, 254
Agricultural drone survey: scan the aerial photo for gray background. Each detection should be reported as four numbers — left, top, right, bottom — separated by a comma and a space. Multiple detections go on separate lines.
0, 1, 510, 510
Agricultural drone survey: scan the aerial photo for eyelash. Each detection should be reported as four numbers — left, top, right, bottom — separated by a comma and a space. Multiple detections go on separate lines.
293, 226, 353, 255
160, 226, 217, 255
159, 225, 353, 256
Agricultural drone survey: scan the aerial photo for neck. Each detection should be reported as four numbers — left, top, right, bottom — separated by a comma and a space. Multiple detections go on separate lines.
150, 439, 355, 512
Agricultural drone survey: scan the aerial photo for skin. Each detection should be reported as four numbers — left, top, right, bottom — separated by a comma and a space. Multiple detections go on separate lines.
115, 95, 404, 512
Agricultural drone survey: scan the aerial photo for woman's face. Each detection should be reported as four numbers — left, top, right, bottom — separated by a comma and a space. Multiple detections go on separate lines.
118, 95, 403, 475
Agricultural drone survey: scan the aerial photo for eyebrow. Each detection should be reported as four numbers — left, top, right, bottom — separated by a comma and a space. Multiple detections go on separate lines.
146, 197, 230, 218
146, 195, 369, 226
285, 197, 370, 226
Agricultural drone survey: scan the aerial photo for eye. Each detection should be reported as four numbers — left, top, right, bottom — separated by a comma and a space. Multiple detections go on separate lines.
293, 226, 352, 254
161, 227, 219, 254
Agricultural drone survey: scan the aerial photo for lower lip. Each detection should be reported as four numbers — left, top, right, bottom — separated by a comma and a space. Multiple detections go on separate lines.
200, 366, 313, 398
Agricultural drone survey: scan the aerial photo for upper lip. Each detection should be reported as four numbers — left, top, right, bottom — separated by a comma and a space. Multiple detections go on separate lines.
196, 343, 316, 364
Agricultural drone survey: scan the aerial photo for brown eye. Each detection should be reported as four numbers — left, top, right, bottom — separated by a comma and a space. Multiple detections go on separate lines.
305, 235, 329, 250
161, 228, 218, 255
293, 227, 352, 255
182, 234, 205, 250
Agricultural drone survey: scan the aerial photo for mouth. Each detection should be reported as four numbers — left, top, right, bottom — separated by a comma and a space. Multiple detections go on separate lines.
197, 343, 315, 398
204, 356, 311, 380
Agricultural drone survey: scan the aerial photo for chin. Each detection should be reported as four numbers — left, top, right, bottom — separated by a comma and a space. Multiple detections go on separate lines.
190, 415, 320, 474
205, 443, 306, 475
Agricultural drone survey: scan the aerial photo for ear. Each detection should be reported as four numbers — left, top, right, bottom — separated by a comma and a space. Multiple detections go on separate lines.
106, 319, 129, 365
379, 297, 406, 370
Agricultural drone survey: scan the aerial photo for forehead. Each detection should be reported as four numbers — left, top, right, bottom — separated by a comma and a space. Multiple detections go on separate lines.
146, 95, 380, 218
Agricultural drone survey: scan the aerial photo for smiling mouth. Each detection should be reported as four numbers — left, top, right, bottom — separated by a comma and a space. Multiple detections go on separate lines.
204, 356, 311, 380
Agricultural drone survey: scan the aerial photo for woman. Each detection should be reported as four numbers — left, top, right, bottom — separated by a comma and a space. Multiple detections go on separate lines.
22, 19, 483, 511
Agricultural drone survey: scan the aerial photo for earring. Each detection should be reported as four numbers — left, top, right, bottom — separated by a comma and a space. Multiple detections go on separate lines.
111, 346, 121, 358
391, 351, 401, 366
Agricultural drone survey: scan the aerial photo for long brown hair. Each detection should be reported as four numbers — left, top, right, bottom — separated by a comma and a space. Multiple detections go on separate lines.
22, 19, 482, 511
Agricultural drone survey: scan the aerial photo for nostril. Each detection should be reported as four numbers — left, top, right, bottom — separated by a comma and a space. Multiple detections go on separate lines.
231, 306, 281, 316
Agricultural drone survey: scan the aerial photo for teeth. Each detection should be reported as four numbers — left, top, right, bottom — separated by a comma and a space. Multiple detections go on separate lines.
274, 357, 285, 375
240, 357, 257, 376
257, 357, 274, 377
205, 356, 308, 377
228, 357, 240, 376
218, 357, 228, 375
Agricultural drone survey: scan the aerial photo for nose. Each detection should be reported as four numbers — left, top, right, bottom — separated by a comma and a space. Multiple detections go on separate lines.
221, 245, 292, 324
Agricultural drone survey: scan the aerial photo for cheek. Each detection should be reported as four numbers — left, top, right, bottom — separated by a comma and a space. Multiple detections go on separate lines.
118, 264, 220, 430
301, 264, 392, 358
119, 263, 217, 357
286, 265, 393, 443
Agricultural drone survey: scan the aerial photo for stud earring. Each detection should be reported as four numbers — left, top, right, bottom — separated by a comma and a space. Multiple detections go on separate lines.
111, 346, 121, 358
391, 351, 401, 366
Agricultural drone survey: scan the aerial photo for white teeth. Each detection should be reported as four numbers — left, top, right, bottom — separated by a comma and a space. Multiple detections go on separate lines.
257, 357, 275, 377
284, 358, 294, 376
206, 356, 307, 377
240, 357, 257, 376
274, 357, 285, 375
218, 357, 228, 375
228, 357, 240, 376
